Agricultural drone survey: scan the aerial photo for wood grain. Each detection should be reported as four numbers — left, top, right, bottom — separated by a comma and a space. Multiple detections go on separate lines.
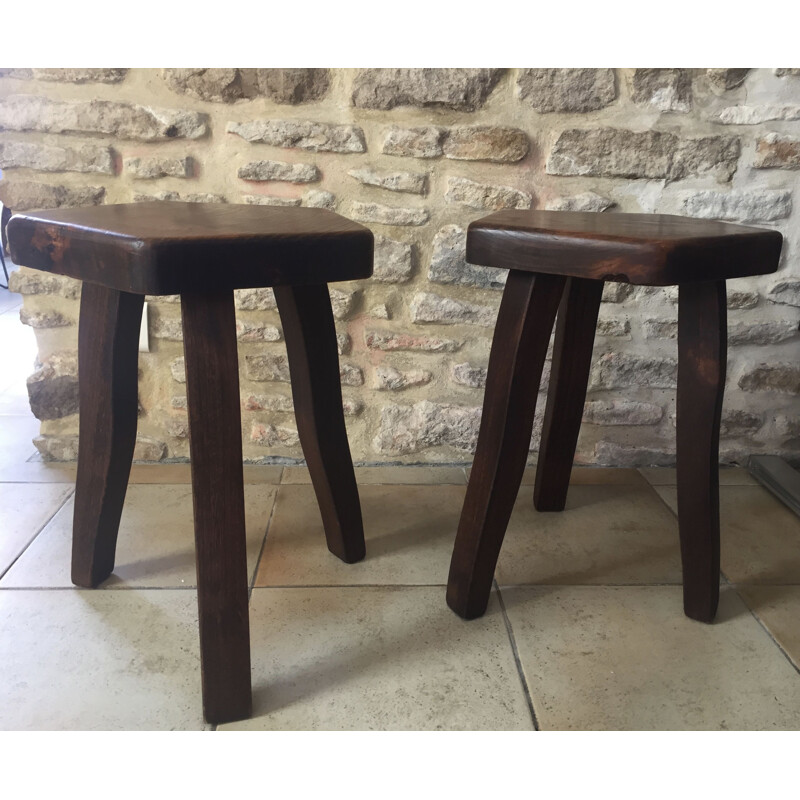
275, 284, 365, 563
71, 283, 143, 588
181, 289, 251, 724
447, 270, 566, 620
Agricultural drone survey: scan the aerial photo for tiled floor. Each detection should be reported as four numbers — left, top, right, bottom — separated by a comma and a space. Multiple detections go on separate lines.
2, 276, 800, 729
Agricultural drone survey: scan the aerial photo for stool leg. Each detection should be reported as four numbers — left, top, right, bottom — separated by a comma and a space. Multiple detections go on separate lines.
534, 277, 603, 512
72, 284, 143, 588
447, 271, 566, 620
275, 284, 365, 564
677, 280, 727, 623
181, 290, 251, 724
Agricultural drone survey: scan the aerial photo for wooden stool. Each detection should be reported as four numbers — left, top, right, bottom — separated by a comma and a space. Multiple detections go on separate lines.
446, 210, 783, 624
8, 202, 373, 724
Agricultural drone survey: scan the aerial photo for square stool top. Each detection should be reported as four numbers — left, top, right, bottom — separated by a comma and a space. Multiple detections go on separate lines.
8, 202, 374, 295
467, 210, 783, 286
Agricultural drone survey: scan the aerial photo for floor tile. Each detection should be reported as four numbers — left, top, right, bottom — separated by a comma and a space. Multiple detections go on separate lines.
0, 483, 73, 576
737, 585, 800, 669
502, 585, 800, 730
0, 588, 208, 730
127, 463, 283, 484
0, 415, 40, 473
655, 485, 800, 583
495, 484, 683, 586
255, 484, 465, 586
1, 484, 276, 588
0, 461, 77, 484
467, 466, 645, 486
639, 467, 758, 486
220, 587, 532, 731
282, 465, 467, 485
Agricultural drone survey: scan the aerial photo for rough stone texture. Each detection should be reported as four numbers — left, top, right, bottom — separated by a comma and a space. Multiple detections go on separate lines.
19, 308, 73, 329
348, 167, 428, 195
336, 334, 351, 355
631, 69, 692, 112
238, 160, 319, 183
728, 321, 798, 346
227, 119, 365, 153
125, 156, 192, 179
0, 181, 105, 211
340, 364, 364, 386
590, 352, 678, 390
349, 201, 429, 226
706, 69, 750, 93
681, 190, 792, 222
369, 304, 390, 320
8, 267, 81, 299
162, 69, 244, 102
234, 288, 277, 311
133, 437, 167, 462
754, 134, 800, 170
303, 190, 336, 209
373, 401, 482, 455
443, 126, 529, 163
718, 105, 800, 124
594, 441, 675, 468
720, 410, 763, 437
381, 127, 444, 158
582, 400, 664, 426
451, 362, 487, 388
242, 394, 294, 413
250, 423, 300, 448
547, 129, 740, 182
428, 225, 507, 290
374, 365, 432, 391
134, 191, 226, 203
33, 434, 79, 462
643, 319, 678, 339
445, 177, 532, 211
33, 69, 128, 84
165, 418, 190, 439
373, 235, 415, 283
352, 69, 504, 111
517, 69, 616, 113
242, 195, 301, 207
727, 291, 760, 310
0, 141, 114, 174
596, 318, 631, 337
235, 321, 282, 343
365, 331, 462, 353
602, 283, 635, 303
151, 316, 183, 341
776, 69, 800, 77
767, 281, 800, 308
0, 95, 209, 140
739, 364, 800, 394
255, 69, 330, 104
170, 358, 186, 383
410, 292, 496, 327
244, 354, 291, 382
330, 288, 357, 320
26, 352, 79, 420
545, 191, 614, 212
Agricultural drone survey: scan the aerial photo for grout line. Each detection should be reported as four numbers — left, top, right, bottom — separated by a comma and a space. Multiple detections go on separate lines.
0, 486, 75, 582
248, 487, 280, 601
734, 586, 800, 677
495, 580, 539, 731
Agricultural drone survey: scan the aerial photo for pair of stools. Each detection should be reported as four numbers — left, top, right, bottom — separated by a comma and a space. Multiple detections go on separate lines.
8, 203, 782, 724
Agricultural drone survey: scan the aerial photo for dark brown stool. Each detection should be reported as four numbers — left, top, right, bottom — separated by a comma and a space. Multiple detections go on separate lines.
446, 210, 783, 624
8, 202, 373, 724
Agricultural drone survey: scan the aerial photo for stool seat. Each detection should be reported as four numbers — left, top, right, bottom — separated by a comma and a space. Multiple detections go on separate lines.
468, 210, 782, 285
9, 202, 373, 294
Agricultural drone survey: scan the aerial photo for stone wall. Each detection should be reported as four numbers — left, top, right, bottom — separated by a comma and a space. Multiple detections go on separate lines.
1, 67, 799, 466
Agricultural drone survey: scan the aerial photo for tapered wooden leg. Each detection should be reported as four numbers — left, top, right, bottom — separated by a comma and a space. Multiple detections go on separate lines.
72, 284, 143, 588
275, 284, 365, 564
534, 277, 603, 512
447, 271, 567, 620
182, 290, 251, 724
677, 280, 727, 623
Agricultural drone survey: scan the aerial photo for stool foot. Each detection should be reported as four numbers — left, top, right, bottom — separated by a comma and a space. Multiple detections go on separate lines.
534, 278, 603, 513
447, 271, 566, 619
677, 280, 726, 624
276, 284, 365, 565
72, 284, 143, 588
182, 290, 252, 725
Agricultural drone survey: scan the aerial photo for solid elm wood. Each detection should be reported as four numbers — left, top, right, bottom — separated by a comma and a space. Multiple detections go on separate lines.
181, 290, 251, 725
533, 277, 603, 512
467, 210, 783, 286
275, 284, 366, 564
71, 284, 143, 588
446, 270, 566, 620
7, 202, 373, 295
676, 281, 727, 623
